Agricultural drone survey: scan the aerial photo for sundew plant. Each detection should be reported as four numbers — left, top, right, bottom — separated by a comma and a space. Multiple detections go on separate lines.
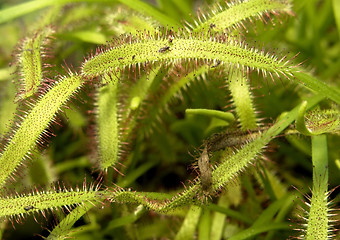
0, 0, 339, 239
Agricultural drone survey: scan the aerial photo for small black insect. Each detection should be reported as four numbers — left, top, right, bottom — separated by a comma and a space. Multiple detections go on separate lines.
211, 60, 221, 68
158, 46, 170, 53
132, 55, 135, 60
118, 57, 123, 60
24, 206, 35, 211
209, 23, 216, 29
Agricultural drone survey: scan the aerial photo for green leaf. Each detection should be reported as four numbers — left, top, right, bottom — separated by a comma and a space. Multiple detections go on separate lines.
17, 27, 54, 99
228, 69, 257, 130
292, 71, 340, 105
191, 0, 293, 33
306, 134, 329, 239
117, 0, 179, 27
103, 205, 146, 232
60, 31, 107, 44
47, 202, 95, 240
296, 101, 340, 135
332, 0, 340, 39
228, 222, 290, 240
0, 189, 107, 219
82, 34, 293, 80
175, 205, 201, 240
198, 208, 211, 240
97, 81, 119, 170
210, 192, 229, 240
0, 0, 112, 24
0, 75, 83, 188
185, 109, 235, 123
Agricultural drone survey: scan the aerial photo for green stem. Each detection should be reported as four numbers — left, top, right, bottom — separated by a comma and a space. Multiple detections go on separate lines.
293, 70, 340, 105
306, 134, 329, 239
175, 205, 202, 240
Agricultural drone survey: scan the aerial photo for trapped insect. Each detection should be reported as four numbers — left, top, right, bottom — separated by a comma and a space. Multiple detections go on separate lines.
211, 60, 221, 68
158, 46, 170, 53
198, 146, 212, 194
24, 206, 35, 211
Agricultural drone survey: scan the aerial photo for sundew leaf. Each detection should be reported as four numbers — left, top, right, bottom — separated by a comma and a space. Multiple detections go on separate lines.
97, 81, 119, 170
47, 202, 94, 240
18, 27, 54, 99
210, 95, 324, 193
82, 33, 340, 105
14, 6, 60, 99
190, 0, 293, 33
0, 75, 83, 188
0, 188, 108, 220
109, 95, 324, 214
305, 134, 329, 240
304, 109, 340, 135
228, 68, 257, 130
81, 33, 294, 80
296, 101, 340, 135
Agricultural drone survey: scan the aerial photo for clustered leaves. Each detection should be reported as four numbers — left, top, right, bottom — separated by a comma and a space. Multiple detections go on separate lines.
0, 0, 339, 239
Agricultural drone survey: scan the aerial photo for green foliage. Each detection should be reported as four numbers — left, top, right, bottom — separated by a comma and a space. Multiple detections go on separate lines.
0, 0, 339, 239
97, 80, 119, 170
0, 75, 83, 188
305, 135, 329, 240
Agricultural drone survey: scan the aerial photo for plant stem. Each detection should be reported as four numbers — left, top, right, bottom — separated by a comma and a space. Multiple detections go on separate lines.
306, 134, 329, 239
